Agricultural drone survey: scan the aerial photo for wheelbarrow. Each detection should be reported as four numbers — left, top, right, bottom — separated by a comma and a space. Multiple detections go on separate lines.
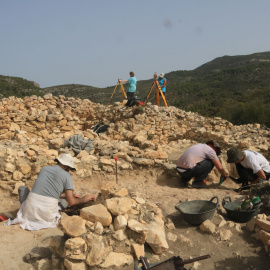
222, 196, 263, 223
134, 254, 210, 270
175, 196, 219, 225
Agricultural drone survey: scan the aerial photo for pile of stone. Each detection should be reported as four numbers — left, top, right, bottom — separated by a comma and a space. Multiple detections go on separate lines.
46, 183, 169, 269
1, 94, 270, 192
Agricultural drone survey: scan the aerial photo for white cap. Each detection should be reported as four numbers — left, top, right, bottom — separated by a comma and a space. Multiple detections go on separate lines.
55, 154, 76, 170
160, 73, 165, 78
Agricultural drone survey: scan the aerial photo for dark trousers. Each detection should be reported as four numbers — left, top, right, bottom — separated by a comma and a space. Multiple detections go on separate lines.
127, 92, 135, 100
18, 186, 30, 205
236, 163, 270, 186
177, 159, 214, 183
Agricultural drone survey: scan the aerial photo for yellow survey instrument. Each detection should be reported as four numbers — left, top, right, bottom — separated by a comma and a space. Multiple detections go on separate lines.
108, 79, 127, 105
144, 73, 168, 107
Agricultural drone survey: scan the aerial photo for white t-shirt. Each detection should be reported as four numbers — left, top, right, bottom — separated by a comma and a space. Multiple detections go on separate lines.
176, 144, 218, 170
240, 150, 270, 174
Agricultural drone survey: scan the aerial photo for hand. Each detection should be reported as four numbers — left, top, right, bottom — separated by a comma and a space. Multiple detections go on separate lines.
74, 194, 81, 198
83, 194, 95, 203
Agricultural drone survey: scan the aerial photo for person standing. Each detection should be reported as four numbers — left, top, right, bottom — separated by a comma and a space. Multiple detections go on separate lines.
176, 141, 228, 188
227, 147, 270, 187
6, 154, 95, 230
158, 73, 167, 95
119, 71, 137, 101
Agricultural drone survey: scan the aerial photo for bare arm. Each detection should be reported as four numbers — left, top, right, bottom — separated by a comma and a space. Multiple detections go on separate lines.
251, 169, 267, 183
212, 159, 228, 178
163, 79, 167, 87
119, 80, 128, 83
160, 79, 167, 89
65, 190, 95, 207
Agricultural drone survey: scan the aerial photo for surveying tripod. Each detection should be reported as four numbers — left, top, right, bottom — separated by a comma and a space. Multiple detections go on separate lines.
108, 80, 127, 105
144, 73, 168, 107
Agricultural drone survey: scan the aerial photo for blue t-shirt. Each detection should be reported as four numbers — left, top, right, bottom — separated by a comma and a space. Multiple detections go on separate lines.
127, 77, 137, 93
158, 77, 166, 92
31, 165, 74, 198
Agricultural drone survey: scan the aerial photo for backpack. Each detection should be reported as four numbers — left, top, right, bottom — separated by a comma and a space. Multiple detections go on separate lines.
91, 123, 109, 135
95, 124, 109, 135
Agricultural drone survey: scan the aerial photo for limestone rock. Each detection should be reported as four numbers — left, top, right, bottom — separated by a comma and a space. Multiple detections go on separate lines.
85, 234, 105, 266
166, 232, 177, 242
16, 159, 31, 175
64, 259, 87, 270
94, 222, 104, 234
220, 229, 232, 241
132, 243, 145, 260
106, 197, 133, 215
256, 230, 270, 245
114, 215, 127, 231
256, 218, 270, 232
80, 204, 112, 227
33, 258, 51, 270
178, 235, 193, 247
100, 252, 133, 268
65, 237, 86, 261
58, 215, 86, 237
113, 229, 127, 241
146, 221, 169, 254
199, 220, 216, 234
128, 219, 148, 233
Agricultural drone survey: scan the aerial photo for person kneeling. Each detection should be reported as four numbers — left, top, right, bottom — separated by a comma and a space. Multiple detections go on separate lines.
176, 141, 228, 188
6, 154, 95, 230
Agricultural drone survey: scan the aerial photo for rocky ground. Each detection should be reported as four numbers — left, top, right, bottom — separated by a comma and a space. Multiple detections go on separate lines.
1, 166, 270, 270
1, 95, 270, 269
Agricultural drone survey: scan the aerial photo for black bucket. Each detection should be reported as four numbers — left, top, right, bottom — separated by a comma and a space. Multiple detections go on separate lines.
175, 196, 219, 225
222, 196, 263, 223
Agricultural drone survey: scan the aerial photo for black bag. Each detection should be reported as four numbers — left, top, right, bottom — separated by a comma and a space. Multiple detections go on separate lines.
95, 124, 109, 135
91, 123, 109, 135
91, 123, 103, 132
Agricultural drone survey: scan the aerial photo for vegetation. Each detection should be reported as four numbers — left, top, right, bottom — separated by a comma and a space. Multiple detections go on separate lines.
1, 51, 270, 126
0, 75, 41, 98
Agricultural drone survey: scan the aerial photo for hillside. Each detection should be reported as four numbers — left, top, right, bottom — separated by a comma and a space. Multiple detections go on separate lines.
0, 75, 41, 98
1, 51, 270, 126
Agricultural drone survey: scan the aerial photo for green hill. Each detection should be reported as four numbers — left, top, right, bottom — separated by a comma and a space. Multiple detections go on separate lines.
0, 75, 41, 98
1, 51, 270, 126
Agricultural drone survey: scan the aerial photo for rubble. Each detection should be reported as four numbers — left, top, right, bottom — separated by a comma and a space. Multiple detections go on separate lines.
2, 94, 270, 267
1, 94, 270, 192
49, 183, 168, 268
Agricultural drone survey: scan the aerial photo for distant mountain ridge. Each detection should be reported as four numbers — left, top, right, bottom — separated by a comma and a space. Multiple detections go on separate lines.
1, 51, 270, 126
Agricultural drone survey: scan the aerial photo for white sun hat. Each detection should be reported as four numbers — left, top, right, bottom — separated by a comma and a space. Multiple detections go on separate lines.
55, 154, 76, 170
160, 73, 165, 78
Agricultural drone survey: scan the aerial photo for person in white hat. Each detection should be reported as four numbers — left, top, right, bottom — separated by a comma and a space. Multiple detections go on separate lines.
158, 73, 167, 95
6, 154, 95, 230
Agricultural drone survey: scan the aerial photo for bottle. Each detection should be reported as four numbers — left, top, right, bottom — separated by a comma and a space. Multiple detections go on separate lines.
251, 196, 261, 209
251, 196, 260, 205
241, 197, 251, 210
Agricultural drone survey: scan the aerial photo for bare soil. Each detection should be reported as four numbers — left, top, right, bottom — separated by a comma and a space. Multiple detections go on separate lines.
1, 169, 270, 270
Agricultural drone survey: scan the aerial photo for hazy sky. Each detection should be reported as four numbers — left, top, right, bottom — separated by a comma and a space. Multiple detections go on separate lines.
1, 0, 269, 88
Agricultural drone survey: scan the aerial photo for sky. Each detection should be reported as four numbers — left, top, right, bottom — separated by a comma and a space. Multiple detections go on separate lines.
1, 0, 270, 88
